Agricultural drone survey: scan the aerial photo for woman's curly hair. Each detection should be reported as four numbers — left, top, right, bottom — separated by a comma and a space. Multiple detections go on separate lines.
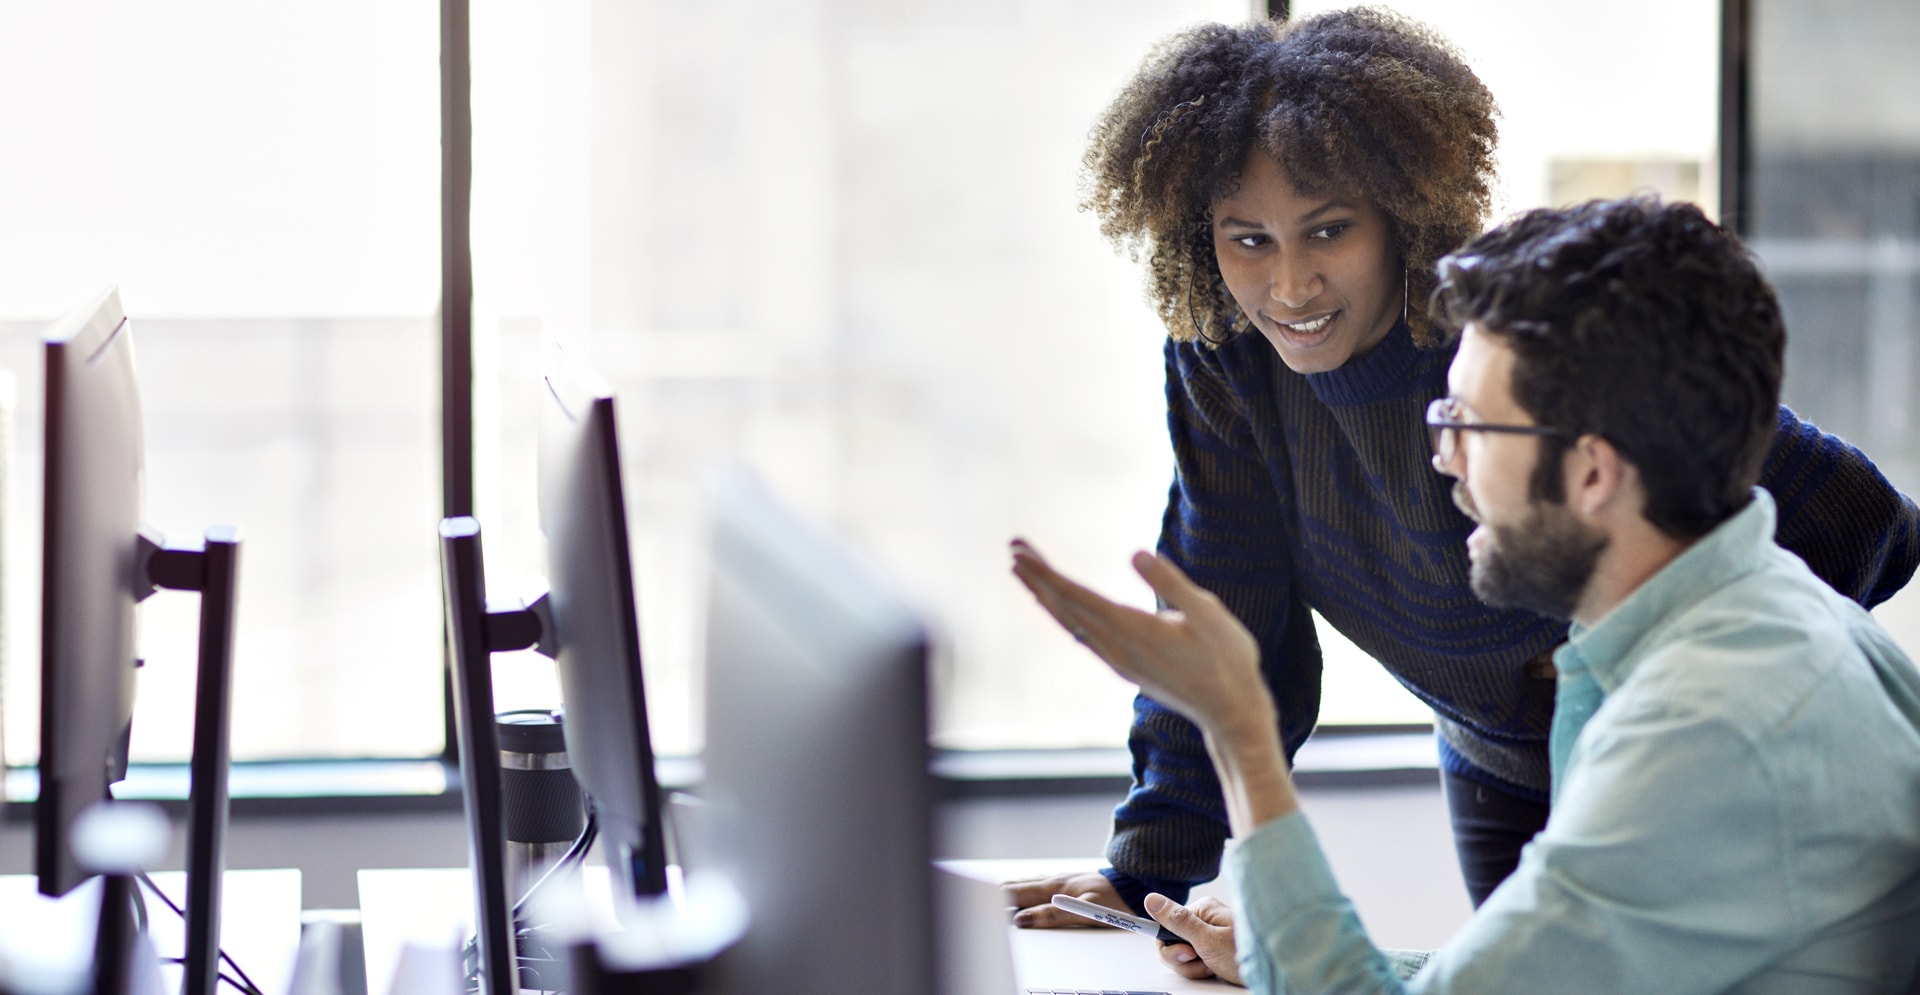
1082, 7, 1498, 347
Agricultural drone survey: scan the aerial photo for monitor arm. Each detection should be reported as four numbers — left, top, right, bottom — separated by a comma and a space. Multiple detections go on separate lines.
483, 591, 556, 660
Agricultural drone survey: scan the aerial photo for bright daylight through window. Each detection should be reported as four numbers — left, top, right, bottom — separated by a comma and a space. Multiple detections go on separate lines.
1, 2, 443, 768
464, 0, 1723, 755
12, 0, 1842, 775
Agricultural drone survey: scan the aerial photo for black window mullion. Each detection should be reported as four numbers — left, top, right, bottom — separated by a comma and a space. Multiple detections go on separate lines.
1719, 0, 1751, 235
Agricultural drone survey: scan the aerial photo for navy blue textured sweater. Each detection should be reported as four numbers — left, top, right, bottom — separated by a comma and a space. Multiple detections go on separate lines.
1102, 320, 1920, 911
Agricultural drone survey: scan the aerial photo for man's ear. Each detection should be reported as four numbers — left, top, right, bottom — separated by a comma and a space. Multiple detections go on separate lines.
1563, 434, 1637, 521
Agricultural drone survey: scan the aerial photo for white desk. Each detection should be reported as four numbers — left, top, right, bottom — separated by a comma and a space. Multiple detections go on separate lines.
1009, 928, 1231, 992
0, 869, 302, 995
947, 858, 1233, 994
360, 863, 1232, 994
357, 866, 615, 995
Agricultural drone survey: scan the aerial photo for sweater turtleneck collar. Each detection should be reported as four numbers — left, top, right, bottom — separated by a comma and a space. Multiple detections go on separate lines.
1298, 317, 1437, 406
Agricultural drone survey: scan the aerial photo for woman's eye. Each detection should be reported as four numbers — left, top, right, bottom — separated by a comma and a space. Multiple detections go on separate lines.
1309, 223, 1350, 241
1230, 234, 1267, 248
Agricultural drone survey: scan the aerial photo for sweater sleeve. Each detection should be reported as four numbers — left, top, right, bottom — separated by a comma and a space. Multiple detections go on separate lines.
1761, 406, 1920, 608
1104, 338, 1322, 910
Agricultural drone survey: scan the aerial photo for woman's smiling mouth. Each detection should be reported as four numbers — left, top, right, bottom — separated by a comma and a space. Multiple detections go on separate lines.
1278, 313, 1334, 334
1267, 311, 1338, 344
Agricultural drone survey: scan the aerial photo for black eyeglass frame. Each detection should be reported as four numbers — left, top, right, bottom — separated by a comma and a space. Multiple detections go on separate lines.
1424, 397, 1573, 464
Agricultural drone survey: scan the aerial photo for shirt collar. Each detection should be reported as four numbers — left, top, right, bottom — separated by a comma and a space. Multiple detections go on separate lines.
1554, 488, 1777, 693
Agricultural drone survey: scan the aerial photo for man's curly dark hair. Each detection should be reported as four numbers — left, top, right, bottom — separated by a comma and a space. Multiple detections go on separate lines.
1432, 197, 1786, 539
1081, 7, 1498, 347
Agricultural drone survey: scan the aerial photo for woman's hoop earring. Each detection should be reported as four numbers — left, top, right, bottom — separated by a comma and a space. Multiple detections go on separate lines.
1189, 284, 1230, 346
1189, 223, 1232, 346
1184, 284, 1209, 342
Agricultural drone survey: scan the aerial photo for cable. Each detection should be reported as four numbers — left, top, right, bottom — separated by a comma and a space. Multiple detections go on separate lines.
130, 876, 149, 935
462, 808, 601, 992
157, 961, 265, 995
138, 872, 266, 995
95, 792, 260, 994
512, 808, 599, 919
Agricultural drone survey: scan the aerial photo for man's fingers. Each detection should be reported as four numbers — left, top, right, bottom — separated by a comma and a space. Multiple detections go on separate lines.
1011, 542, 1105, 615
1144, 894, 1226, 980
1011, 542, 1127, 651
1015, 576, 1112, 655
1131, 551, 1212, 617
1144, 896, 1213, 979
1142, 893, 1200, 941
1158, 945, 1214, 981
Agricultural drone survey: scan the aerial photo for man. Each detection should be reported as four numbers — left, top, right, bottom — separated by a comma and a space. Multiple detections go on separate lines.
1010, 198, 1920, 992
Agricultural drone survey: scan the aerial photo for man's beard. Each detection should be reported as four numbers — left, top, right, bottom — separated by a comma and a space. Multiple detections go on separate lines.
1467, 499, 1608, 620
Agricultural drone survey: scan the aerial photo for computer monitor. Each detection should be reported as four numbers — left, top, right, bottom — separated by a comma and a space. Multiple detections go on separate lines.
536, 351, 669, 904
38, 286, 144, 899
438, 343, 670, 995
697, 469, 935, 994
37, 285, 243, 995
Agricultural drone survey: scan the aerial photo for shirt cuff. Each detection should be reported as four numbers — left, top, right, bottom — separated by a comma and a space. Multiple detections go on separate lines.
1227, 812, 1408, 994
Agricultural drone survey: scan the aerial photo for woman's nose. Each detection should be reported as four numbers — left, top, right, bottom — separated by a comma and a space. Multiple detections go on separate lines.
1269, 256, 1321, 311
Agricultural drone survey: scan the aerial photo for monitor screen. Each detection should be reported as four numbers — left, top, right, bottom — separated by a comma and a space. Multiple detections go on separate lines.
697, 469, 934, 994
38, 285, 144, 898
536, 347, 669, 902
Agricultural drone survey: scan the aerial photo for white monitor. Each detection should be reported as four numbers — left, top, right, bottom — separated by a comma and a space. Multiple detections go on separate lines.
697, 469, 934, 994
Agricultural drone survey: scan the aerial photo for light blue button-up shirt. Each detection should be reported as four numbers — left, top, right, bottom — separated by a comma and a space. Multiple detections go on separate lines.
1228, 491, 1920, 993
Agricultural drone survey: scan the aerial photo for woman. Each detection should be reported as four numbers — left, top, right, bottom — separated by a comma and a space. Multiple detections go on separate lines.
1008, 6, 1919, 935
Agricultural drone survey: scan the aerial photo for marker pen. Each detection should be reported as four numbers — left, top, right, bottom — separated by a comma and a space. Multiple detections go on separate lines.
1049, 894, 1185, 945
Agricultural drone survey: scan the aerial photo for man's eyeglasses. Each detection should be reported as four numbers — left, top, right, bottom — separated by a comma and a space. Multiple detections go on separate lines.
1425, 397, 1570, 464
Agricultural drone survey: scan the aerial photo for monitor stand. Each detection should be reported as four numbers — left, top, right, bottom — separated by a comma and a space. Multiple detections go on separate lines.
439, 516, 555, 995
72, 802, 171, 995
137, 526, 242, 995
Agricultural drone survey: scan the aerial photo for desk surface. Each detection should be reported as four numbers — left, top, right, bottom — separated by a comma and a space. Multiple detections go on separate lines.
360, 862, 1231, 995
949, 858, 1232, 994
358, 865, 610, 995
0, 868, 302, 995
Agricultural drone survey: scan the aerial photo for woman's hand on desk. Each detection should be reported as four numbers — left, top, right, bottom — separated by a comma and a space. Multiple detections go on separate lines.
1145, 893, 1242, 985
1004, 871, 1127, 928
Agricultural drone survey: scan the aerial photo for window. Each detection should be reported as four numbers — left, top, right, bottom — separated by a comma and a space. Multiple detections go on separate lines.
464, 0, 1259, 753
5, 0, 1774, 774
1, 2, 443, 765
468, 0, 1724, 754
1744, 0, 1920, 650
